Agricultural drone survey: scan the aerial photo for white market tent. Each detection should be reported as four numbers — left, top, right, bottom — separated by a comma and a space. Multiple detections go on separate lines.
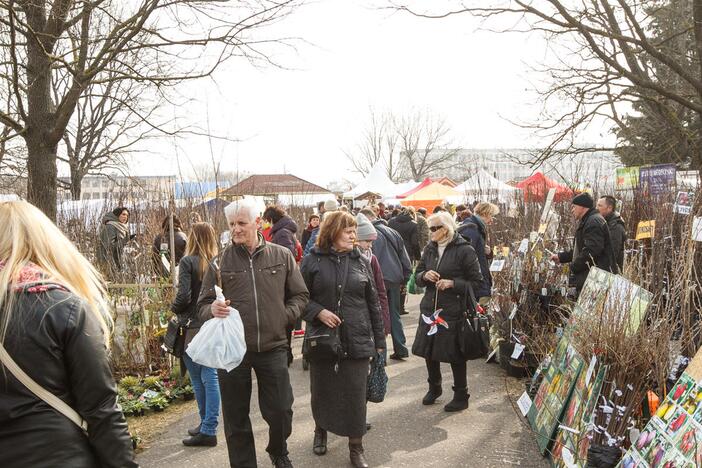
343, 163, 400, 200
454, 169, 520, 203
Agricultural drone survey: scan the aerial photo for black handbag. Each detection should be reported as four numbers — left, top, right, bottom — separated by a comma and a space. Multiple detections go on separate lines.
367, 352, 388, 403
459, 283, 490, 360
163, 316, 187, 358
303, 257, 350, 364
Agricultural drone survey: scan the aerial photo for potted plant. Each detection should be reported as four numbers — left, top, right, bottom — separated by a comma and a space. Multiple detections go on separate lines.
147, 394, 170, 412
181, 384, 195, 401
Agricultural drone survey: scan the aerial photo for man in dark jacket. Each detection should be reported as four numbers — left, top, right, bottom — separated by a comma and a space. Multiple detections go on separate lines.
597, 195, 626, 273
361, 208, 412, 360
551, 193, 615, 295
388, 207, 421, 261
457, 214, 492, 301
198, 200, 309, 468
388, 207, 422, 315
263, 205, 299, 256
416, 207, 430, 252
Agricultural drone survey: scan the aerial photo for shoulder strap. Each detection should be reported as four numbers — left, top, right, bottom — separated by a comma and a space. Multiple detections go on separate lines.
0, 341, 88, 433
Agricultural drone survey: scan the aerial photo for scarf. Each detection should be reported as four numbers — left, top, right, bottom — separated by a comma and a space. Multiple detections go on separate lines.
437, 236, 451, 264
0, 261, 68, 294
107, 220, 129, 238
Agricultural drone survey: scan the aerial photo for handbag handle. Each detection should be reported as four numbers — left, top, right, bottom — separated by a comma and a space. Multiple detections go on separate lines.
0, 341, 88, 433
463, 281, 480, 319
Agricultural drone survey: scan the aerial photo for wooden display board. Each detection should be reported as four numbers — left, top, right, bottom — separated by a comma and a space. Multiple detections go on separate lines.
528, 336, 585, 454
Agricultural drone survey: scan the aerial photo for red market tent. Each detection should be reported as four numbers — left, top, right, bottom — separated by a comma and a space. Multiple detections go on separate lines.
396, 178, 433, 199
515, 172, 573, 202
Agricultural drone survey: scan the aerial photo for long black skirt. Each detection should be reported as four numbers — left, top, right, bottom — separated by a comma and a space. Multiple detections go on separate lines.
310, 358, 370, 437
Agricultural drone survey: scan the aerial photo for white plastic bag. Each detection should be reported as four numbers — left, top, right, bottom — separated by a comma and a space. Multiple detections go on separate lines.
186, 286, 247, 371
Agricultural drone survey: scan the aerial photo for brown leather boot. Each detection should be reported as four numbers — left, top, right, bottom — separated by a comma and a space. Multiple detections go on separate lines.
349, 440, 369, 468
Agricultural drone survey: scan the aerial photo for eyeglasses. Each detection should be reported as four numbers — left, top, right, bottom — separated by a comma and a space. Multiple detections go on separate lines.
429, 226, 444, 232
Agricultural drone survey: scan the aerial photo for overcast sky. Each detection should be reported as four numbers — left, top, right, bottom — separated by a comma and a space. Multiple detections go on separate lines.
117, 0, 614, 187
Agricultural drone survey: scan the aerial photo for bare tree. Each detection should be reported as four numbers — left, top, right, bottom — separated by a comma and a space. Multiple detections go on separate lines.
396, 110, 458, 181
0, 0, 299, 220
54, 59, 169, 200
345, 108, 403, 181
390, 0, 702, 172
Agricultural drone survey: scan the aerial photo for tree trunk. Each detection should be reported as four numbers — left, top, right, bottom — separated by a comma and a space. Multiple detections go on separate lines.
24, 8, 59, 221
25, 132, 58, 220
693, 0, 702, 173
70, 165, 83, 201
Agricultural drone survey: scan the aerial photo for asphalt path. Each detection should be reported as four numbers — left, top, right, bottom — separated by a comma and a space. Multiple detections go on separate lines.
138, 295, 548, 467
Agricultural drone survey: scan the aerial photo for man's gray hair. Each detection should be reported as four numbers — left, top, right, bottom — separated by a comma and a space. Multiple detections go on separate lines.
360, 208, 376, 220
224, 198, 262, 223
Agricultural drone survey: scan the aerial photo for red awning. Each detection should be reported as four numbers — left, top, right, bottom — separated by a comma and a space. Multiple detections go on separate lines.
396, 178, 433, 199
515, 172, 573, 202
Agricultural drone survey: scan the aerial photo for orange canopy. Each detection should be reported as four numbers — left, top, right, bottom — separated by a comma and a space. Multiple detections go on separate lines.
399, 182, 462, 211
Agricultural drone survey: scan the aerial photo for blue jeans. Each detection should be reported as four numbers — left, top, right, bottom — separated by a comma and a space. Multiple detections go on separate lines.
183, 353, 220, 436
385, 282, 408, 356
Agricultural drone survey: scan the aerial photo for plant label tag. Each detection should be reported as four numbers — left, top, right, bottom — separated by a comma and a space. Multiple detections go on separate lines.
585, 355, 597, 386
517, 391, 532, 416
561, 447, 576, 468
518, 239, 529, 253
541, 287, 548, 296
509, 304, 518, 320
511, 343, 525, 360
693, 217, 702, 242
489, 259, 505, 272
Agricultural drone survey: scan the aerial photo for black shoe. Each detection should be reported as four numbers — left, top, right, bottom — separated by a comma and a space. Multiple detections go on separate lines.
399, 310, 409, 315
389, 353, 408, 361
422, 383, 443, 405
313, 428, 327, 456
444, 387, 470, 412
271, 455, 294, 468
187, 424, 201, 437
366, 422, 372, 431
349, 443, 370, 468
182, 433, 217, 447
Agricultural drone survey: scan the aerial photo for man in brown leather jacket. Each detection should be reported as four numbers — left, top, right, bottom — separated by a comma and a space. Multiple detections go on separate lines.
198, 199, 309, 468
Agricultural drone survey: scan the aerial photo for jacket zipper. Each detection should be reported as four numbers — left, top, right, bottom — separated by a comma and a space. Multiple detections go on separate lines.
249, 249, 263, 352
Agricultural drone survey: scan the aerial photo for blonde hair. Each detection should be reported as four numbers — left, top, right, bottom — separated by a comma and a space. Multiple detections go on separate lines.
185, 223, 218, 278
474, 202, 499, 218
0, 201, 112, 347
427, 212, 456, 240
316, 211, 357, 250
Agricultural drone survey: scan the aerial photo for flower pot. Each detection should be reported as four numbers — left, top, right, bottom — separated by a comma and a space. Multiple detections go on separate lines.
183, 393, 194, 401
586, 444, 621, 467
498, 342, 514, 372
506, 360, 529, 378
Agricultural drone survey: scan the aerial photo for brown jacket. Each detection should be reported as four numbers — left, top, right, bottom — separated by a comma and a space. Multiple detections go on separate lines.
197, 234, 309, 353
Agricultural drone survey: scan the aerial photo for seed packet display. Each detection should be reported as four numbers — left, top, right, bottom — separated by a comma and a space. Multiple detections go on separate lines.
620, 450, 647, 468
617, 373, 702, 468
551, 363, 608, 467
527, 336, 585, 455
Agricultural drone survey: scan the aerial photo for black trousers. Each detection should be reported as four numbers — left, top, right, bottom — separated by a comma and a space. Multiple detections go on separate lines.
426, 359, 468, 390
218, 347, 294, 468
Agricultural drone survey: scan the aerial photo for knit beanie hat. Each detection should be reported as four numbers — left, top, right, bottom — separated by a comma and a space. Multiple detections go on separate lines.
572, 192, 594, 209
323, 199, 339, 212
355, 213, 377, 241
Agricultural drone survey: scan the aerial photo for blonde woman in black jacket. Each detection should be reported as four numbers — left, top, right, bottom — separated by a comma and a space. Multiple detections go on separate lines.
0, 201, 136, 468
173, 222, 221, 447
